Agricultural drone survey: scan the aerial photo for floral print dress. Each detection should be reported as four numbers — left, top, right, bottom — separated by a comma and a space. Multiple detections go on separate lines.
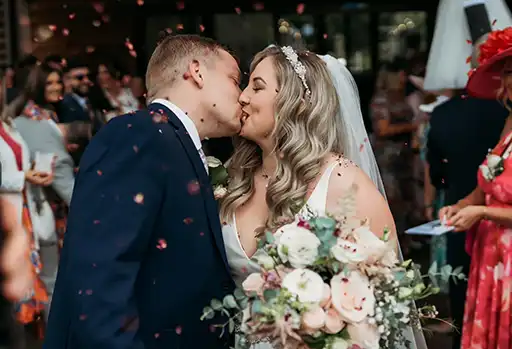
461, 131, 512, 349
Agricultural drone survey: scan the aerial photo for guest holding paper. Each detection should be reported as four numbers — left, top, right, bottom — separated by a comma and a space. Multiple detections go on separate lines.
439, 25, 512, 349
0, 69, 54, 331
4, 64, 87, 327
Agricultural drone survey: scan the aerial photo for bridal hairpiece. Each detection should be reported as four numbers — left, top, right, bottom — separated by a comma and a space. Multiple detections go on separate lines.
280, 46, 311, 98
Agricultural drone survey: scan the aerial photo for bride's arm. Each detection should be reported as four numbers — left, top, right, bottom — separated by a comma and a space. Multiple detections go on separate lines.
325, 162, 396, 240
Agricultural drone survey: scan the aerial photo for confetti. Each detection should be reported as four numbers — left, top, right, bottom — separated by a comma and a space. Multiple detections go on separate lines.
137, 0, 144, 5
85, 289, 93, 295
62, 28, 70, 36
235, 7, 241, 14
175, 326, 182, 335
187, 180, 201, 195
97, 170, 103, 176
133, 145, 139, 153
154, 333, 160, 338
48, 24, 57, 31
492, 19, 497, 26
93, 2, 104, 13
323, 33, 328, 39
157, 239, 167, 250
177, 23, 184, 30
93, 220, 100, 225
93, 20, 101, 27
183, 217, 193, 225
199, 24, 205, 32
296, 3, 305, 14
199, 232, 204, 236
79, 314, 87, 320
253, 2, 264, 11
134, 193, 144, 204
177, 1, 185, 10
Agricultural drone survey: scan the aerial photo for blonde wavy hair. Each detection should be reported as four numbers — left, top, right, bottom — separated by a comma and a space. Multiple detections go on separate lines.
220, 46, 346, 230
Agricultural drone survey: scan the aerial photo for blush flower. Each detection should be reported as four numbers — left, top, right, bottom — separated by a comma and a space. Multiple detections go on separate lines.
323, 307, 346, 334
346, 322, 380, 349
242, 273, 265, 295
330, 271, 375, 323
301, 305, 325, 334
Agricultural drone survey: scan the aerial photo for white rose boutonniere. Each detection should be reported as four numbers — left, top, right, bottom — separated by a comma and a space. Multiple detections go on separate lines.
480, 152, 505, 182
206, 156, 229, 200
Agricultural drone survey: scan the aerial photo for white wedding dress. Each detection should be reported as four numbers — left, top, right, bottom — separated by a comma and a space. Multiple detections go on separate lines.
222, 162, 339, 349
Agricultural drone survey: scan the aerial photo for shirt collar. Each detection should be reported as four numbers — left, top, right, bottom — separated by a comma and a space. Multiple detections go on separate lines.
151, 98, 202, 151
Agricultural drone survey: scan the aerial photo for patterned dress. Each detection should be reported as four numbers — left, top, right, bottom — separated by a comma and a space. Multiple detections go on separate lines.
461, 131, 512, 349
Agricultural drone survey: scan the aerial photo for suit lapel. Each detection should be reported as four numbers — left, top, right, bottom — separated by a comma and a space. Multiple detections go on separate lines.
148, 103, 231, 273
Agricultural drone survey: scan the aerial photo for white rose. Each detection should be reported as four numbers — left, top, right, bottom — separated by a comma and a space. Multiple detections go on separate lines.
277, 224, 320, 268
256, 254, 275, 270
346, 322, 380, 349
206, 156, 222, 168
330, 338, 350, 349
330, 270, 376, 323
330, 239, 366, 264
282, 269, 324, 304
213, 186, 228, 199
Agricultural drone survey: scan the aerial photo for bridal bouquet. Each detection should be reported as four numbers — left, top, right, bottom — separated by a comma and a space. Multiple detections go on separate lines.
202, 188, 464, 349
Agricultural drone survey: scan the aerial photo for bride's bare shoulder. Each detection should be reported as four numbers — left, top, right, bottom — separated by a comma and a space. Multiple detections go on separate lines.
325, 154, 396, 238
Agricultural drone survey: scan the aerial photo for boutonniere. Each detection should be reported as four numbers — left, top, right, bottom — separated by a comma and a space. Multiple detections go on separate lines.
206, 156, 229, 200
480, 151, 505, 182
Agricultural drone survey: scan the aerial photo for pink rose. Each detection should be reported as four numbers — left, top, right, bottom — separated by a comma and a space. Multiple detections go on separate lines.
242, 273, 265, 295
346, 322, 380, 349
330, 271, 375, 323
319, 283, 332, 309
323, 307, 346, 334
301, 305, 326, 334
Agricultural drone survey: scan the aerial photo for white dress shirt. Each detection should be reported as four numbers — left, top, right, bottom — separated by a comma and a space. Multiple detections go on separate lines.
151, 98, 208, 172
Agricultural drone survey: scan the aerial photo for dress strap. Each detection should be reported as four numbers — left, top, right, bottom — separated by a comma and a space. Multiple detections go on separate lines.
305, 161, 341, 215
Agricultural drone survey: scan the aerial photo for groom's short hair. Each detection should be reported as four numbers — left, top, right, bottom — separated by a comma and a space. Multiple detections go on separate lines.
146, 34, 224, 101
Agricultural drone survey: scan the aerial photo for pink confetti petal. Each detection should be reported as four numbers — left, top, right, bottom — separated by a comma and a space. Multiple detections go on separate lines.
175, 326, 182, 335
187, 180, 201, 195
156, 239, 167, 250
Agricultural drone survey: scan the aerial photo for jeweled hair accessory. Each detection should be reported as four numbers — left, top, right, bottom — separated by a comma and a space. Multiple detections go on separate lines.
280, 46, 312, 98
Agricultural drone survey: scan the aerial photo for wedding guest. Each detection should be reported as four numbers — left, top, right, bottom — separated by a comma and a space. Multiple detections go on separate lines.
439, 26, 512, 349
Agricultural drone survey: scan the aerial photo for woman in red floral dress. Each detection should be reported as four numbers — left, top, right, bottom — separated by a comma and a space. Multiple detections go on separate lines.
439, 27, 512, 349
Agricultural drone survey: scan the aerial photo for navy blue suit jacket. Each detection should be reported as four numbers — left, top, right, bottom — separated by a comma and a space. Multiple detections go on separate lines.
44, 103, 235, 349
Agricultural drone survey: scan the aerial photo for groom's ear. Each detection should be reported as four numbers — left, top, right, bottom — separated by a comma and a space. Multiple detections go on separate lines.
185, 59, 205, 89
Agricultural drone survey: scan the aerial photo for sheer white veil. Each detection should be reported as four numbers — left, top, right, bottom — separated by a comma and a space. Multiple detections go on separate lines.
319, 54, 386, 199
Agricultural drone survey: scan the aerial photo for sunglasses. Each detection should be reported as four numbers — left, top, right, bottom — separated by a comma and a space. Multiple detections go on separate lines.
72, 74, 89, 81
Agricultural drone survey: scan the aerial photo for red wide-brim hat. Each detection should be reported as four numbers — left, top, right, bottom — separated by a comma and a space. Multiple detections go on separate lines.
466, 27, 512, 100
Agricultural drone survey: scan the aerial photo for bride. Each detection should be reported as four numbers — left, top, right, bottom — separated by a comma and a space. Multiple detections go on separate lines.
219, 45, 427, 349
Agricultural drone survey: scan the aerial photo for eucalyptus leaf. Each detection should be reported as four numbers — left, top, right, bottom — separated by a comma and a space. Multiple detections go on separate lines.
303, 336, 326, 349
428, 261, 438, 276
223, 295, 238, 309
453, 266, 463, 276
440, 265, 453, 282
228, 318, 235, 333
265, 231, 275, 244
201, 306, 215, 320
252, 300, 263, 314
263, 289, 279, 302
211, 299, 223, 311
234, 288, 246, 300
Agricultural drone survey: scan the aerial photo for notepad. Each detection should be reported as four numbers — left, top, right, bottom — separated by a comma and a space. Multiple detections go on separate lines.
405, 220, 454, 236
34, 152, 55, 174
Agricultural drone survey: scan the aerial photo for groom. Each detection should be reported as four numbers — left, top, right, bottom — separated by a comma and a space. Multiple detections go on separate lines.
44, 35, 243, 349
